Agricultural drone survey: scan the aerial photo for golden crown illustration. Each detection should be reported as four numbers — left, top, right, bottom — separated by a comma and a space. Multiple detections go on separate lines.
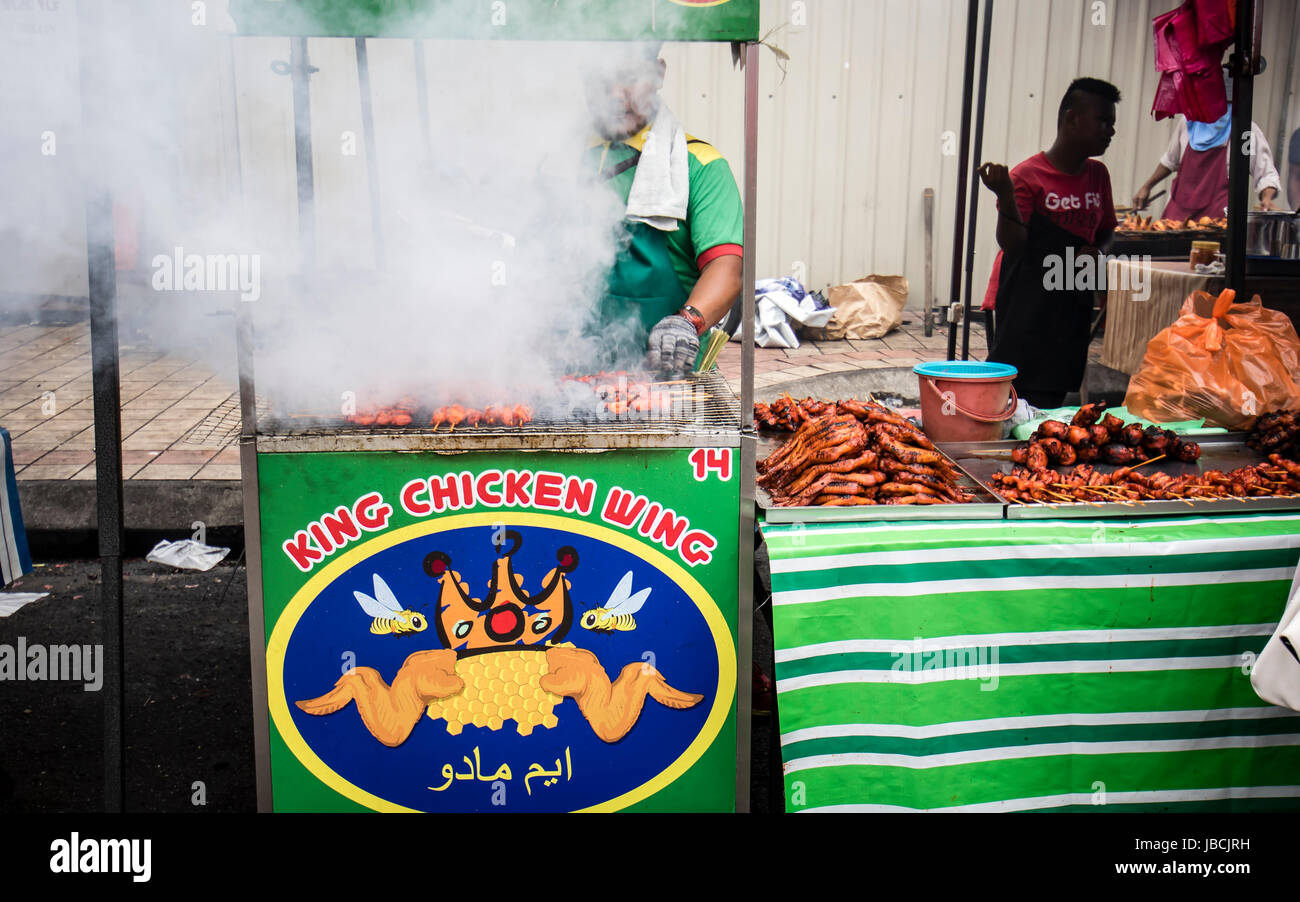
423, 530, 578, 655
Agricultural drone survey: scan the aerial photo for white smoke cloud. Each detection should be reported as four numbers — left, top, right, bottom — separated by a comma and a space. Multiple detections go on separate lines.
1, 0, 661, 418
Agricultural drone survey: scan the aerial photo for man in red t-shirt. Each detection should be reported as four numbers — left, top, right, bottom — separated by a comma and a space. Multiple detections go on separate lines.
979, 77, 1120, 408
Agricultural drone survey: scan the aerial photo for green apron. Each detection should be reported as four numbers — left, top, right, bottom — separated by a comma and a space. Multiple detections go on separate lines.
596, 219, 689, 369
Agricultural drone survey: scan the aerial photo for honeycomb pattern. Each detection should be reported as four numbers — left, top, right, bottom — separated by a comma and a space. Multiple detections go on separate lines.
426, 649, 561, 736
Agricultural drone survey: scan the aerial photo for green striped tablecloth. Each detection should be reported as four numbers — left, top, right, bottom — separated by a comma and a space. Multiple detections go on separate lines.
762, 513, 1300, 812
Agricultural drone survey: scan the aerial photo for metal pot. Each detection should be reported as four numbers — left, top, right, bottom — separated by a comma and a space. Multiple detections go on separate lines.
1246, 210, 1300, 259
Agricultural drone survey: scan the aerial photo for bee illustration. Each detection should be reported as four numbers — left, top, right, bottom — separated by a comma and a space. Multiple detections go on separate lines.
580, 571, 651, 633
353, 573, 428, 636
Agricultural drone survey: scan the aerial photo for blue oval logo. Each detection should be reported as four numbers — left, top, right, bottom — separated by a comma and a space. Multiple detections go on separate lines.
267, 513, 734, 811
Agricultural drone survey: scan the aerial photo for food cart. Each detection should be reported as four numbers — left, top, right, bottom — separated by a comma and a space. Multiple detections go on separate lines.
756, 404, 1300, 812
230, 0, 762, 813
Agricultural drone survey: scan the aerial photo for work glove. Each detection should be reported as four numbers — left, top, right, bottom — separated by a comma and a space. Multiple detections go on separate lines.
645, 313, 700, 378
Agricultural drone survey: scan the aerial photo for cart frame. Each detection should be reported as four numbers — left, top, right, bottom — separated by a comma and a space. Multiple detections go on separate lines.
228, 5, 760, 813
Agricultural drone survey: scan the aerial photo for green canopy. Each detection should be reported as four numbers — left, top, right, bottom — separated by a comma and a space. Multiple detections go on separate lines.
228, 0, 760, 42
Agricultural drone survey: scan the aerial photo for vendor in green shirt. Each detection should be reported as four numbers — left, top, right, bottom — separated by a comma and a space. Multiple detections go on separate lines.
584, 44, 744, 376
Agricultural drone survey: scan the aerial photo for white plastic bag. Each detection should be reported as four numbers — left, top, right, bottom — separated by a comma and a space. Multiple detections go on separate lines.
0, 593, 47, 617
146, 539, 231, 572
756, 294, 800, 348
733, 278, 835, 349
1003, 399, 1038, 439
1251, 564, 1300, 712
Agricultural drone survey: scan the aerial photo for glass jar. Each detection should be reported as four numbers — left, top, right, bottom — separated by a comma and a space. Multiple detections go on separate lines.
1189, 240, 1219, 268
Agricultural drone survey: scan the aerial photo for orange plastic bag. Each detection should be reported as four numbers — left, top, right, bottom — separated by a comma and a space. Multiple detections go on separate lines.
1124, 289, 1300, 430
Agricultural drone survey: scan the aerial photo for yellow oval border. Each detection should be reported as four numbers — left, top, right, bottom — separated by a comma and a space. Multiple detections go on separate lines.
266, 512, 737, 813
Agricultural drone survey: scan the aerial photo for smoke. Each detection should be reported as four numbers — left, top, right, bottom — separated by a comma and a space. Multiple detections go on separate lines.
0, 0, 93, 321
1, 1, 657, 416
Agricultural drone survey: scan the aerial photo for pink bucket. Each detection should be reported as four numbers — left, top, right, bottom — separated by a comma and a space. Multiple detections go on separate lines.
914, 361, 1018, 443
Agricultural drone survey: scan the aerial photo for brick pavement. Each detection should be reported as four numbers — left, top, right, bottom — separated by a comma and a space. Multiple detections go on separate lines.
713, 315, 1099, 396
1, 317, 1103, 482
1, 323, 240, 482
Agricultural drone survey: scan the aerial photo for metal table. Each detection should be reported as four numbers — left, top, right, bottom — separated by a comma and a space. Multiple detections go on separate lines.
755, 432, 1005, 522
763, 512, 1300, 812
939, 434, 1300, 519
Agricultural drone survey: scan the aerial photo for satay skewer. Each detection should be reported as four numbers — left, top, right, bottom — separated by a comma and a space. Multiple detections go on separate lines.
1080, 486, 1130, 505
1087, 486, 1135, 506
1056, 491, 1102, 508
1128, 454, 1166, 471
1089, 484, 1129, 497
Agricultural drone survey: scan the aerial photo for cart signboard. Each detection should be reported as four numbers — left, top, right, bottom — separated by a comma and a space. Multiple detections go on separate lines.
229, 0, 761, 41
255, 447, 739, 811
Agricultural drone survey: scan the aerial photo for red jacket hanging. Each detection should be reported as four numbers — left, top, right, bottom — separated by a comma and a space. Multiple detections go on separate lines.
1151, 0, 1235, 124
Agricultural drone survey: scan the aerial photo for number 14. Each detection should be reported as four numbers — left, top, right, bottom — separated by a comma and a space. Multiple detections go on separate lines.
688, 448, 732, 482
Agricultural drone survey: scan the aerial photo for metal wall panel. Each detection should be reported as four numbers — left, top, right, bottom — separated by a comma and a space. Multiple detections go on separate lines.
660, 0, 1300, 313
10, 1, 1299, 318
660, 0, 973, 312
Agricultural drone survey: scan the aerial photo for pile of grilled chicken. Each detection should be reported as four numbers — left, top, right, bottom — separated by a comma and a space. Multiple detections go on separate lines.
344, 400, 533, 429
431, 403, 533, 430
758, 400, 974, 506
1117, 214, 1227, 232
566, 372, 676, 416
991, 454, 1300, 505
340, 370, 682, 429
345, 397, 417, 426
1247, 410, 1299, 462
1013, 402, 1201, 470
754, 396, 849, 431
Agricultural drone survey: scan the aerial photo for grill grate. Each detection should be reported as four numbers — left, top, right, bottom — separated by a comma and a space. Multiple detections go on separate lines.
257, 370, 742, 440
181, 394, 269, 446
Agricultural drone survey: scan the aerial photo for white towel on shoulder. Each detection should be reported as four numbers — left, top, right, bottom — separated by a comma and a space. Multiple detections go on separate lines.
625, 106, 689, 232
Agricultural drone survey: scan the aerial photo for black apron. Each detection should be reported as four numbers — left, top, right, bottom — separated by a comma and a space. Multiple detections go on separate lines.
988, 213, 1095, 405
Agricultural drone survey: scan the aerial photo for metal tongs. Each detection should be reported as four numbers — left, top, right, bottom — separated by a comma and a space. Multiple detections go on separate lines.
1118, 189, 1166, 214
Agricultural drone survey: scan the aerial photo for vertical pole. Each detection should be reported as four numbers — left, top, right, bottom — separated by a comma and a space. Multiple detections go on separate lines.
231, 30, 275, 812
412, 39, 434, 168
75, 0, 125, 813
960, 0, 994, 361
735, 40, 759, 814
923, 188, 934, 337
235, 300, 272, 811
1226, 0, 1256, 292
1274, 13, 1299, 177
355, 37, 386, 269
740, 45, 757, 425
290, 37, 317, 268
946, 0, 979, 361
